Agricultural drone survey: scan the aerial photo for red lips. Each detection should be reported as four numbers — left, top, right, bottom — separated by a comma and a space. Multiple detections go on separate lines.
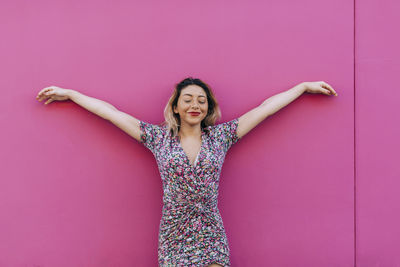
188, 112, 200, 116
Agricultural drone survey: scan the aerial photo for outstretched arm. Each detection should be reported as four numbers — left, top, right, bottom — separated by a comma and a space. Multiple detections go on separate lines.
36, 86, 142, 142
236, 81, 337, 139
67, 90, 142, 142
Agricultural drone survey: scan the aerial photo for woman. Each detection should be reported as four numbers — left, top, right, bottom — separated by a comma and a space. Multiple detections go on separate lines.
36, 77, 337, 266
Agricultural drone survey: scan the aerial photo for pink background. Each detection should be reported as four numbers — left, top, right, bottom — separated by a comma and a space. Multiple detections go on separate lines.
0, 0, 397, 266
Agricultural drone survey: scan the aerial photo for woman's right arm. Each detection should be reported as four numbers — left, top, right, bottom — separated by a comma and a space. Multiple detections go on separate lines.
67, 90, 142, 142
36, 86, 142, 142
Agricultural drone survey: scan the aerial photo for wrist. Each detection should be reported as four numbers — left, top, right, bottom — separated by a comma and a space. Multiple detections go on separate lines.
66, 89, 78, 99
295, 82, 307, 94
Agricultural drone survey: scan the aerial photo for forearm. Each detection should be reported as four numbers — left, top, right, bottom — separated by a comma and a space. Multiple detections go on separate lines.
67, 89, 118, 120
259, 83, 306, 116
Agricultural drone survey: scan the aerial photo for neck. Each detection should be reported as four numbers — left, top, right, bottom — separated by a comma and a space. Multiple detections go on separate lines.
179, 122, 202, 138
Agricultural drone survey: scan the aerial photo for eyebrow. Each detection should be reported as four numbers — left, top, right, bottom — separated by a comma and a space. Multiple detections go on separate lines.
182, 94, 206, 98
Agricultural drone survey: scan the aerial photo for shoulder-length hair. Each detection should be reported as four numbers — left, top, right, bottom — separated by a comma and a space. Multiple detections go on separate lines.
162, 77, 221, 138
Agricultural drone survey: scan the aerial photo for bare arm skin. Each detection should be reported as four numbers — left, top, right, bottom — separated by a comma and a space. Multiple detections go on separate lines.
66, 90, 118, 119
236, 81, 337, 139
36, 86, 142, 142
67, 90, 142, 142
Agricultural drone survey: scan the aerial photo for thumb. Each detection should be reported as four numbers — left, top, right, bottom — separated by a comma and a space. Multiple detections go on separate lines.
45, 98, 54, 105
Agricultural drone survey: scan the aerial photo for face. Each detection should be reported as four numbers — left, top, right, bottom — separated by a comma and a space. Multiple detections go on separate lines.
173, 85, 208, 127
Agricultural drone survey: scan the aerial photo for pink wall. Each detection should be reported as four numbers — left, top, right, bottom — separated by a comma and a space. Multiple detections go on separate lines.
0, 0, 396, 266
356, 0, 400, 266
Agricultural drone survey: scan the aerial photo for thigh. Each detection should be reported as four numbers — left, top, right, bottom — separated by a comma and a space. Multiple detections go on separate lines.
207, 264, 224, 267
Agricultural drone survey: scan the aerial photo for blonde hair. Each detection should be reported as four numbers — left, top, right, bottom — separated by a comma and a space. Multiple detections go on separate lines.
162, 77, 221, 137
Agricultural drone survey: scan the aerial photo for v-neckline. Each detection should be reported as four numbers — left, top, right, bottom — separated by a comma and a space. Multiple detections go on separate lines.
176, 130, 205, 168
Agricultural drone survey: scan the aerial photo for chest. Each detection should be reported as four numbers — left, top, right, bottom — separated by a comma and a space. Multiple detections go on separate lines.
178, 137, 202, 166
155, 135, 226, 176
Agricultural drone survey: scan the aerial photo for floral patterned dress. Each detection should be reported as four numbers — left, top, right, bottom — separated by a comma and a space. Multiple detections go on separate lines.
139, 118, 241, 267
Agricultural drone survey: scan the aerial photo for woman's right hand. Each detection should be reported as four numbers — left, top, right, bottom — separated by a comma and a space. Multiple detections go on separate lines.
36, 86, 72, 105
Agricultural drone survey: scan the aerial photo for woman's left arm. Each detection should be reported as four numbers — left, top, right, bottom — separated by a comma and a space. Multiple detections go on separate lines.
236, 81, 338, 139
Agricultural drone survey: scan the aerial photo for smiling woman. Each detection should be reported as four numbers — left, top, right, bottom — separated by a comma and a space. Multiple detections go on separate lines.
163, 77, 222, 139
36, 75, 337, 266
138, 114, 240, 267
136, 77, 241, 266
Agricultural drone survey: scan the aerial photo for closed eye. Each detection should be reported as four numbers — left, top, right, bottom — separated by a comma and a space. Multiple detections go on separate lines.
184, 100, 206, 104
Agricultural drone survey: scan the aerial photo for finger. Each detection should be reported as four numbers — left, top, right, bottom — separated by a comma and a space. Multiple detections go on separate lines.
40, 90, 54, 99
39, 87, 52, 94
37, 89, 45, 98
319, 83, 329, 94
38, 92, 51, 101
45, 98, 54, 105
37, 87, 52, 98
322, 82, 337, 96
324, 83, 336, 94
41, 86, 55, 94
320, 84, 331, 95
37, 94, 47, 101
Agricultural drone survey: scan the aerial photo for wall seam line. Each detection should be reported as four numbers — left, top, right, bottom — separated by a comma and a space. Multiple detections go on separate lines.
354, 0, 357, 265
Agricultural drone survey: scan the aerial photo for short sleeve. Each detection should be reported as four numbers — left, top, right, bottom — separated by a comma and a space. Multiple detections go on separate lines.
209, 118, 241, 153
138, 120, 165, 153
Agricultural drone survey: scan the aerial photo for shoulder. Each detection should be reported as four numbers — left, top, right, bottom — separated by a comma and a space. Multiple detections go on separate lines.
139, 120, 167, 132
139, 120, 168, 142
206, 118, 239, 136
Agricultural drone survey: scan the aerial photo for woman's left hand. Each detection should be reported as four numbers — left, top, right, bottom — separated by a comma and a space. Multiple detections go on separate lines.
303, 81, 338, 96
